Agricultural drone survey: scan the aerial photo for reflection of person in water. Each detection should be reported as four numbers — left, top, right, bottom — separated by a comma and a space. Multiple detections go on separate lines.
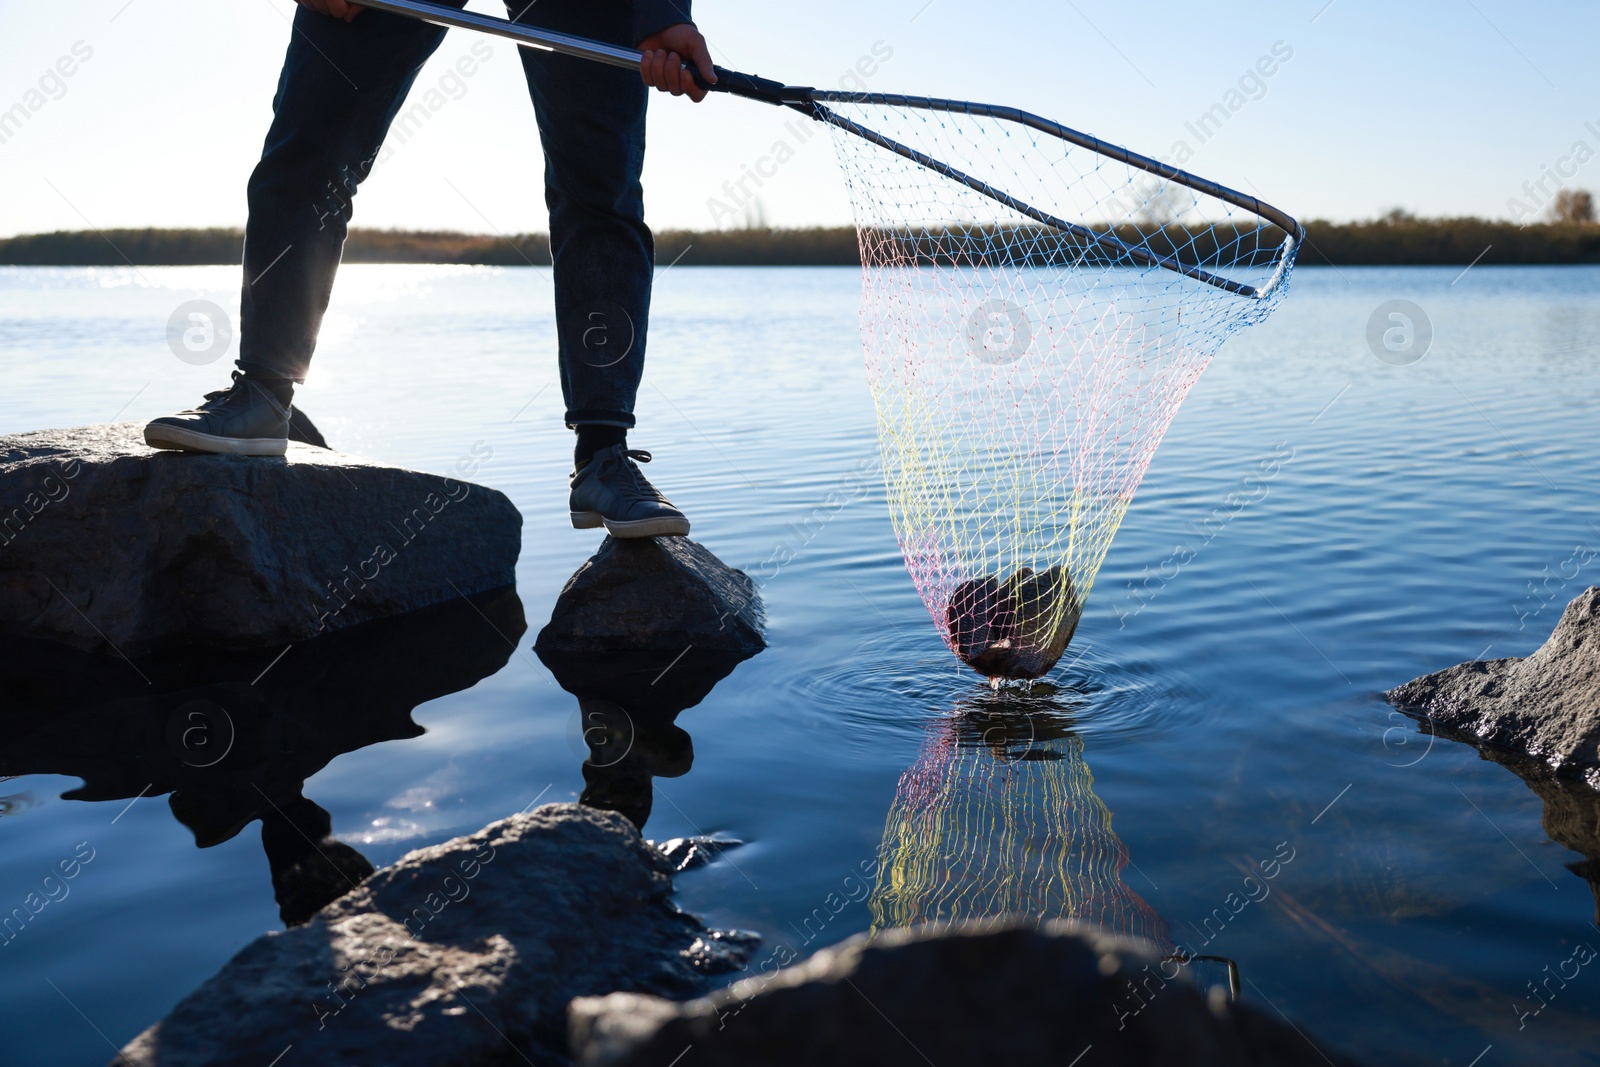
0, 588, 525, 926
570, 697, 693, 830
536, 647, 752, 832
870, 690, 1171, 950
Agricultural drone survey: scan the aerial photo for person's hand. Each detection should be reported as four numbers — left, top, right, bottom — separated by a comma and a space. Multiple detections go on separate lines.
297, 0, 363, 22
638, 23, 715, 102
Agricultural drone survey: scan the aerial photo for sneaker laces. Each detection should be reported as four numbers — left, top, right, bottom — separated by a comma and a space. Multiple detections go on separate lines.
201, 370, 249, 404
599, 448, 671, 504
196, 371, 287, 414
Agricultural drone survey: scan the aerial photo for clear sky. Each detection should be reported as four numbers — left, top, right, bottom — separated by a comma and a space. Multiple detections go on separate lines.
1, 0, 1596, 238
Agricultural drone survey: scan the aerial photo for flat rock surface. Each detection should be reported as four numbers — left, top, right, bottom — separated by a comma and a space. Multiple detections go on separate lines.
535, 536, 764, 657
0, 423, 519, 655
118, 804, 754, 1067
1388, 586, 1600, 788
570, 920, 1365, 1067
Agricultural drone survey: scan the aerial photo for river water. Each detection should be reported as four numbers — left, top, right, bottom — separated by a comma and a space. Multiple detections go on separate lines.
1, 263, 1598, 1064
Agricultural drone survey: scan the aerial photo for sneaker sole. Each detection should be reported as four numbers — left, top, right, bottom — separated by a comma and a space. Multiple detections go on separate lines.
576, 511, 694, 537
145, 425, 288, 457
593, 514, 691, 538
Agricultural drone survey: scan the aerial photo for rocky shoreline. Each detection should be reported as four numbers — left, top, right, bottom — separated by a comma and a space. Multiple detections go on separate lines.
1388, 586, 1600, 788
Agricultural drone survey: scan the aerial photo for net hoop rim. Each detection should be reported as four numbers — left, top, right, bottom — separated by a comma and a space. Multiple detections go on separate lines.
808, 90, 1305, 245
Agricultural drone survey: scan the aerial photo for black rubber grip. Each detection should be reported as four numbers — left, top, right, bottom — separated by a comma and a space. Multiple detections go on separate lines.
693, 65, 813, 107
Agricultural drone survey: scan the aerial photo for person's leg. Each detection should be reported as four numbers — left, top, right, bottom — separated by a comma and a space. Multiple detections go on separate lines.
510, 1, 689, 537
239, 4, 462, 395
508, 0, 652, 464
146, 4, 456, 454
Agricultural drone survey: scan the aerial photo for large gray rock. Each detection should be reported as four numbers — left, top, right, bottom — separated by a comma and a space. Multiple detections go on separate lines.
571, 920, 1364, 1067
535, 536, 764, 657
117, 804, 756, 1067
0, 423, 519, 655
1388, 586, 1600, 788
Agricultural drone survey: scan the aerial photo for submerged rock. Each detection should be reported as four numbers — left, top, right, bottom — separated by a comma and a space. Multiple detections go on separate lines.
946, 565, 1080, 679
118, 804, 755, 1067
0, 423, 519, 656
536, 535, 765, 657
657, 835, 746, 873
571, 920, 1365, 1067
1387, 586, 1600, 788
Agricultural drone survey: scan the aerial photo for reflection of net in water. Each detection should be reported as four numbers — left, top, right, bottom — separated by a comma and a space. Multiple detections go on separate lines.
870, 701, 1170, 950
817, 95, 1300, 679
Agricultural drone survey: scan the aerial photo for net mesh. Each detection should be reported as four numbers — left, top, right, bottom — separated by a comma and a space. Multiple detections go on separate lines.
818, 95, 1298, 678
869, 697, 1171, 949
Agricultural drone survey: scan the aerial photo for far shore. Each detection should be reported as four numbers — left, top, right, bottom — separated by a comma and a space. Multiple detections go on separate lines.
2, 219, 1598, 267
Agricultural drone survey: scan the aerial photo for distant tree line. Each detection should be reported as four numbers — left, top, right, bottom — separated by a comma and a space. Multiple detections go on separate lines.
3, 205, 1598, 268
0, 227, 859, 267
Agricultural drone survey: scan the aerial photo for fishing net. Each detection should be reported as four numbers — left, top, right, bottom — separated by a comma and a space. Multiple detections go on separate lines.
869, 697, 1170, 948
812, 93, 1300, 679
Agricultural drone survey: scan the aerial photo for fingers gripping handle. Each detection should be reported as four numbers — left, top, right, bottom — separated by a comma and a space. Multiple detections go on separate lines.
352, 0, 812, 109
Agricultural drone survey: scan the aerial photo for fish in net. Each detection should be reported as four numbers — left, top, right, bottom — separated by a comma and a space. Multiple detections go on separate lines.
331, 2, 1302, 680
869, 693, 1170, 950
808, 94, 1302, 680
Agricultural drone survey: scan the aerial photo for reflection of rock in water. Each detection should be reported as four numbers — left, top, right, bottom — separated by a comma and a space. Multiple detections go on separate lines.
1398, 715, 1600, 925
1527, 770, 1600, 925
946, 566, 1081, 680
1388, 588, 1600, 921
870, 693, 1169, 948
535, 535, 764, 831
0, 586, 525, 925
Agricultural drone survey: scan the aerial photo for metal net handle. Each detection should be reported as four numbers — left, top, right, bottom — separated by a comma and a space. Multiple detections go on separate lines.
357, 0, 1302, 298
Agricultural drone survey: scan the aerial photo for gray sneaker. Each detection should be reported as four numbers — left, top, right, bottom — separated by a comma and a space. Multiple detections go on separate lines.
144, 373, 290, 456
569, 445, 691, 538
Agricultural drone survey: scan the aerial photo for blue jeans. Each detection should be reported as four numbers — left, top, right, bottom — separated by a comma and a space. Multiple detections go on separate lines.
238, 0, 652, 430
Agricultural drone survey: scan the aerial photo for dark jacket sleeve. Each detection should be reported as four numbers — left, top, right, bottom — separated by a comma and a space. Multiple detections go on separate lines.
634, 0, 692, 44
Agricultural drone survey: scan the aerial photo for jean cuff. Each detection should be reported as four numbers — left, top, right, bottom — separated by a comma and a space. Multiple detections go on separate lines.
565, 410, 636, 430
235, 360, 306, 386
